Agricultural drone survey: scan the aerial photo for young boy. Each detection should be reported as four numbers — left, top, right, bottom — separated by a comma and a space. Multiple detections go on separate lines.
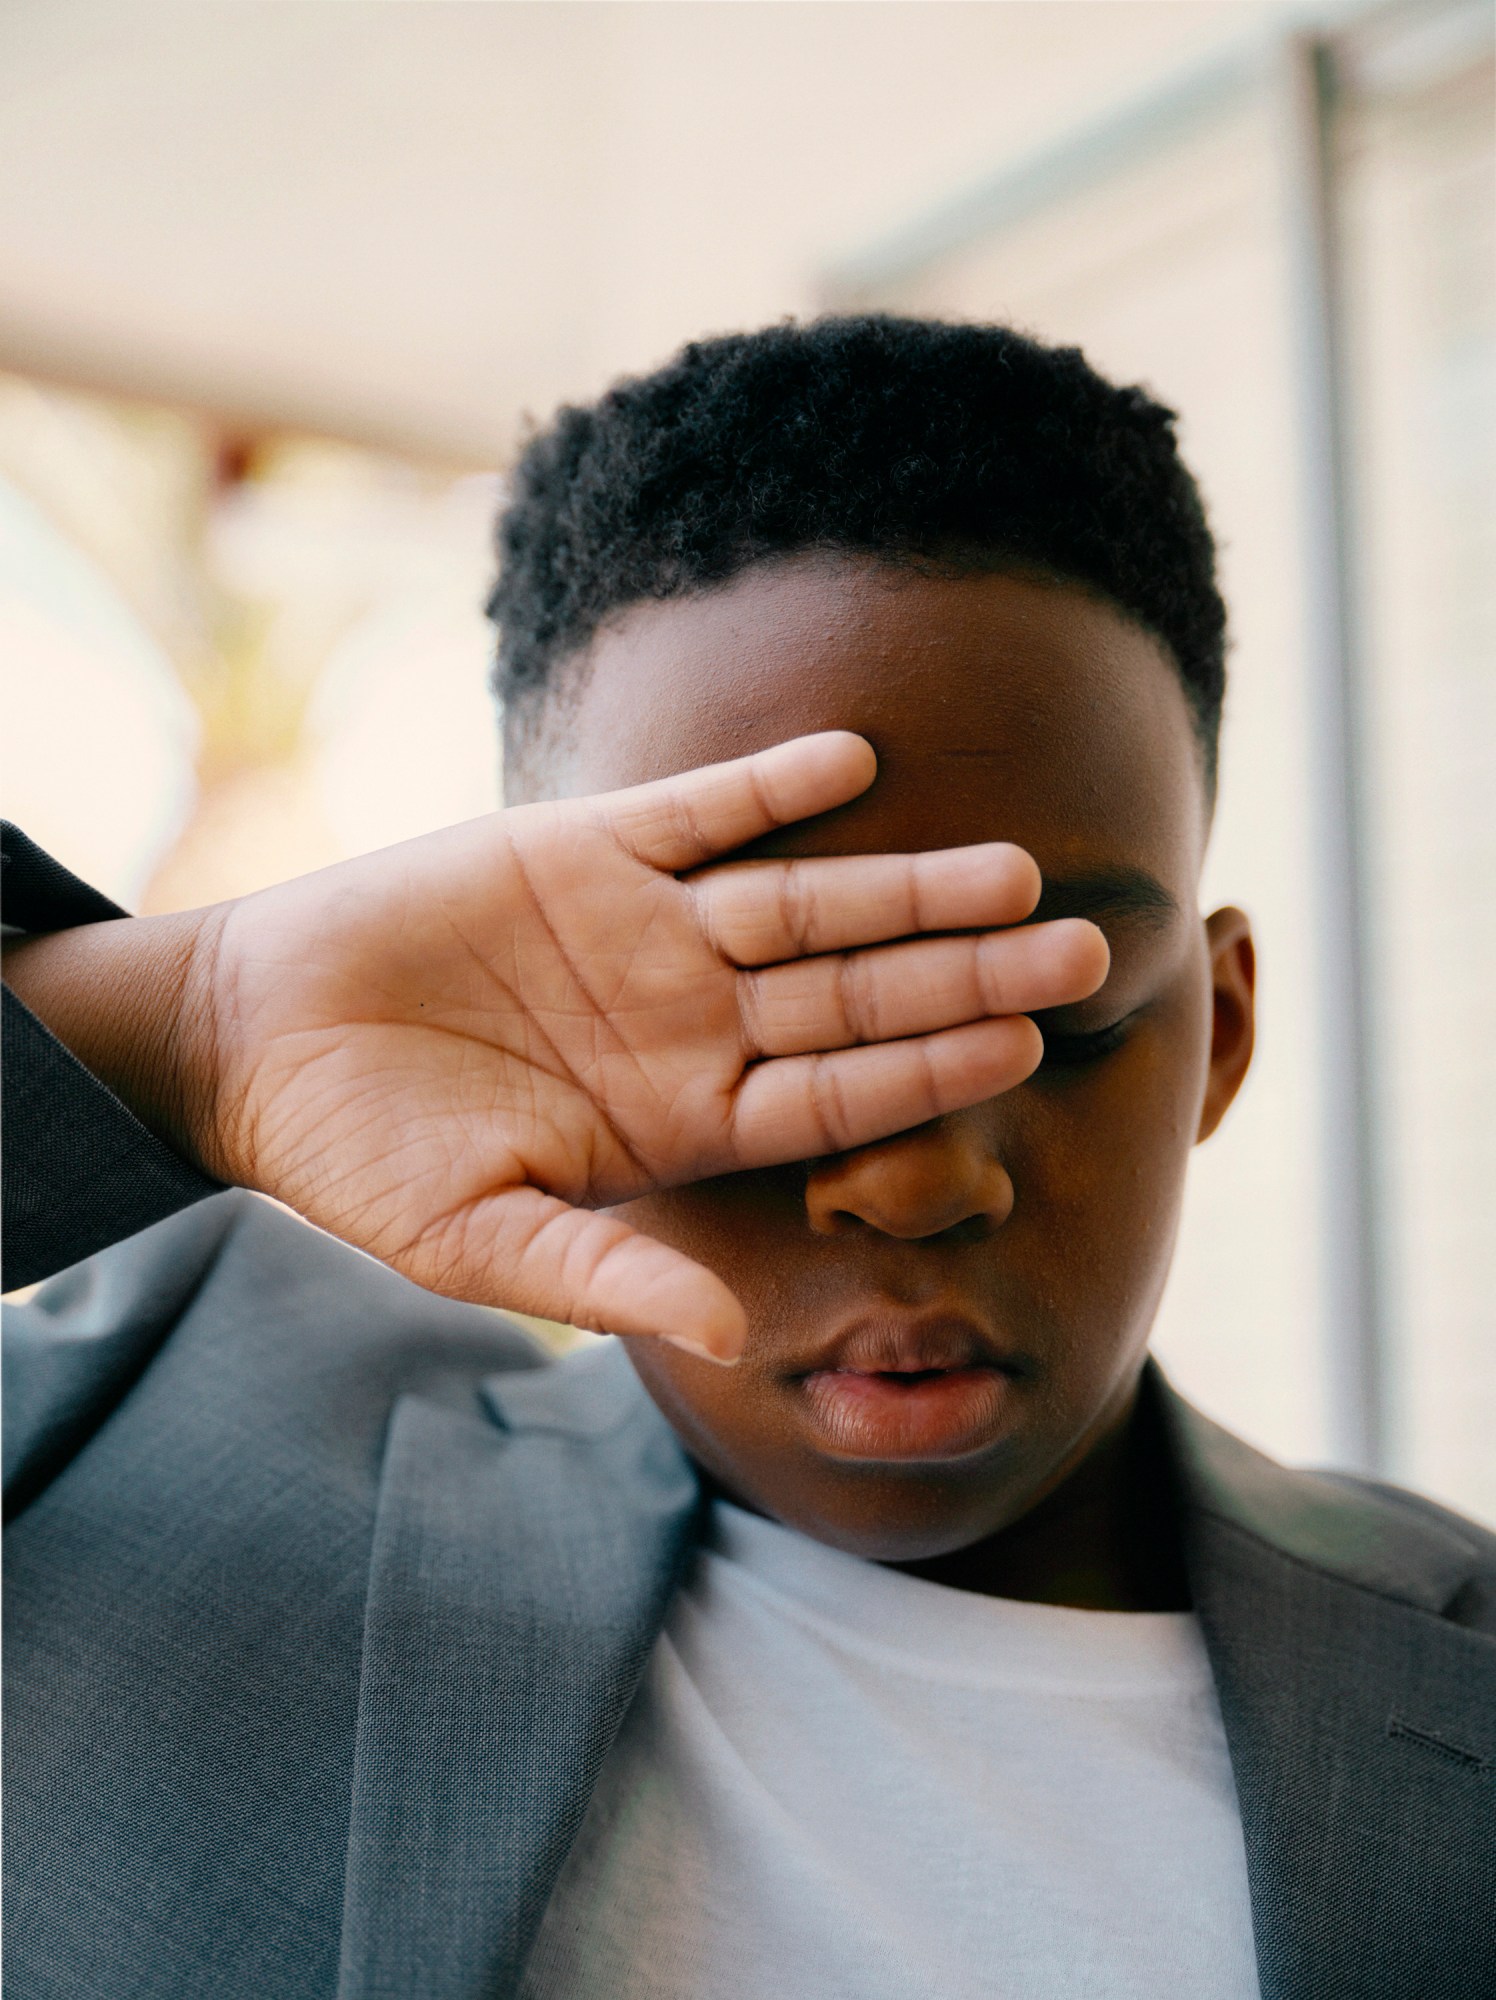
4, 318, 1492, 2000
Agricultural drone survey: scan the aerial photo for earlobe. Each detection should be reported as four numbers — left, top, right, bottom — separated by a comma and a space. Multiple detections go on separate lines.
1195, 906, 1256, 1145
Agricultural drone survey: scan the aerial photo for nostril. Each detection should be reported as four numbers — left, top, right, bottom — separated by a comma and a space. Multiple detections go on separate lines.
934, 1214, 995, 1247
804, 1135, 1014, 1240
809, 1206, 997, 1243
811, 1206, 869, 1238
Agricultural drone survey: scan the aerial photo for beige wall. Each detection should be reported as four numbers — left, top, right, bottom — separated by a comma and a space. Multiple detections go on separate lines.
0, 1, 1276, 456
1345, 56, 1496, 1520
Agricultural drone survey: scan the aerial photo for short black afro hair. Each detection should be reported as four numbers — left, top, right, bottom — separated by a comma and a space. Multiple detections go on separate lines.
489, 314, 1227, 795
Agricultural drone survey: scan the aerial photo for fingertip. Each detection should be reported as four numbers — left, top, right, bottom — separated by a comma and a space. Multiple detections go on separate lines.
660, 1329, 745, 1367
1051, 916, 1111, 991
796, 730, 876, 791
1010, 1011, 1046, 1076
834, 729, 877, 777
651, 1275, 747, 1365
1083, 920, 1112, 989
997, 843, 1043, 915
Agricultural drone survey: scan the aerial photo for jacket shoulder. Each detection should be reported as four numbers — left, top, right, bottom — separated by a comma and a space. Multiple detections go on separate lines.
1310, 1468, 1496, 1630
5, 1191, 548, 1512
1156, 1371, 1496, 1633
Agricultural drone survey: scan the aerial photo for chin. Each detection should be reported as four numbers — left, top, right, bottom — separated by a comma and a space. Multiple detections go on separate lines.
735, 1462, 1030, 1566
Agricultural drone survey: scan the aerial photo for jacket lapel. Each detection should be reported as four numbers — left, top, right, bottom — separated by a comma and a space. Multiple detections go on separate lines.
336, 1341, 700, 2000
335, 1336, 1493, 1998
1158, 1378, 1496, 2000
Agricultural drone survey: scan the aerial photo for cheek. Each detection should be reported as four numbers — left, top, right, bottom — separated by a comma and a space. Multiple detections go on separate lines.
611, 1178, 828, 1462
1012, 979, 1211, 1331
621, 1333, 731, 1456
613, 1172, 810, 1315
621, 1306, 803, 1512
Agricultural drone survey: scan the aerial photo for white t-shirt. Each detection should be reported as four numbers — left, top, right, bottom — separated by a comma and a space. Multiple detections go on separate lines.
521, 1499, 1261, 2000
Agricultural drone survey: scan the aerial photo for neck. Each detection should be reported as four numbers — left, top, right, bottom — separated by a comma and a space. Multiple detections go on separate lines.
890, 1379, 1191, 1612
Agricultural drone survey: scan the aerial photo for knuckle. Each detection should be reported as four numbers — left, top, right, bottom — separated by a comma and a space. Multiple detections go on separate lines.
777, 862, 815, 955
837, 952, 879, 1044
975, 937, 1015, 1014
670, 789, 709, 859
916, 1039, 942, 1115
906, 854, 930, 933
737, 970, 769, 1056
745, 757, 778, 830
808, 1053, 845, 1153
689, 875, 731, 961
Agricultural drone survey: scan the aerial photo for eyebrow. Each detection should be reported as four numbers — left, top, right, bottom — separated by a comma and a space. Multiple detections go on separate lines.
1030, 868, 1180, 932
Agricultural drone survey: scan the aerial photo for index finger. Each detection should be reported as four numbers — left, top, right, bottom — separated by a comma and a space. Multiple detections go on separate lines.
691, 843, 1042, 967
600, 732, 878, 873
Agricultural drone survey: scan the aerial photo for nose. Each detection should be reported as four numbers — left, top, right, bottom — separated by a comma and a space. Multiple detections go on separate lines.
804, 1118, 1014, 1242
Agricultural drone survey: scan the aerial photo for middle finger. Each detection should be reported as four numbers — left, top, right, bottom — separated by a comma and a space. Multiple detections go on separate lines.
736, 918, 1109, 1059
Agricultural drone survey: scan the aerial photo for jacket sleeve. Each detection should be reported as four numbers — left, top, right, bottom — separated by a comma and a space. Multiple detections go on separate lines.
2, 824, 224, 1291
3, 1195, 244, 1514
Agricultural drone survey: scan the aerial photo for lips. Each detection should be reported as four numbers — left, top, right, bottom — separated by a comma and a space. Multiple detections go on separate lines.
790, 1311, 1028, 1463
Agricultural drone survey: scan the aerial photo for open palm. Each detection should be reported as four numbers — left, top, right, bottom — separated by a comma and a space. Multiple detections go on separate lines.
201, 734, 1106, 1357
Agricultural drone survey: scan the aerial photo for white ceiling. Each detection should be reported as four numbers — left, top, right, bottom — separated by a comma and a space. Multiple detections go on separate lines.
0, 0, 1281, 463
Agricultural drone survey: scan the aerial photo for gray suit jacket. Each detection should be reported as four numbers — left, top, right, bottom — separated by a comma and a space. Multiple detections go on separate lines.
5, 1191, 1495, 2000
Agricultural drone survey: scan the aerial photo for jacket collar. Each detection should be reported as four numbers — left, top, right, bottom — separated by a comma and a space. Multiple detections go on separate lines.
1154, 1370, 1495, 1999
1154, 1369, 1481, 1611
336, 1340, 702, 2000
339, 1344, 1494, 2000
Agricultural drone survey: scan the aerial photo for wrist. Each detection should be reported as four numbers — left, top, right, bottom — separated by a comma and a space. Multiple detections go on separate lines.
3, 904, 232, 1181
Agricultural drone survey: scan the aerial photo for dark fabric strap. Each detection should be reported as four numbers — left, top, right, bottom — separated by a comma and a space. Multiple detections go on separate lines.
2, 825, 222, 1290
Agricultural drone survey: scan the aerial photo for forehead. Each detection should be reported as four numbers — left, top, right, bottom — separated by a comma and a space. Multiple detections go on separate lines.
552, 556, 1206, 883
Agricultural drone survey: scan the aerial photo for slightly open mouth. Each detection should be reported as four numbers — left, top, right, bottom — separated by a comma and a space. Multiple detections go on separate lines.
836, 1367, 957, 1386
798, 1363, 1018, 1461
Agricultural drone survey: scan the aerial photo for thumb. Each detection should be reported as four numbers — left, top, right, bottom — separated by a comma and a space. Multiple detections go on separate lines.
422, 1186, 746, 1364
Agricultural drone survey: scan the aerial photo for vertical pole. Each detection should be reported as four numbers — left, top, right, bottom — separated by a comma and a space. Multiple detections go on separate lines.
1279, 34, 1388, 1474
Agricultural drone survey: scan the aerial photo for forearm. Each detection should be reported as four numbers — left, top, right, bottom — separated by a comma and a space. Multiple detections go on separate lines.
2, 826, 231, 1288
2, 908, 225, 1180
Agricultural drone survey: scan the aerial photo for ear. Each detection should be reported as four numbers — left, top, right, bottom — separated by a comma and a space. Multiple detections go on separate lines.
1196, 906, 1256, 1144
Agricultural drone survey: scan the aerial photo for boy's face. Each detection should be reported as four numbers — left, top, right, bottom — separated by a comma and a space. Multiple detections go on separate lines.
534, 556, 1254, 1561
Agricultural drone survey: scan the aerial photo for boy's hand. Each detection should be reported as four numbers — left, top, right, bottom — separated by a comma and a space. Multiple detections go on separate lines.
5, 734, 1106, 1358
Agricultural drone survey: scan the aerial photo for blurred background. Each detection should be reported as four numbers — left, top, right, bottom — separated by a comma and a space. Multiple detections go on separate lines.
1, 0, 1491, 1520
